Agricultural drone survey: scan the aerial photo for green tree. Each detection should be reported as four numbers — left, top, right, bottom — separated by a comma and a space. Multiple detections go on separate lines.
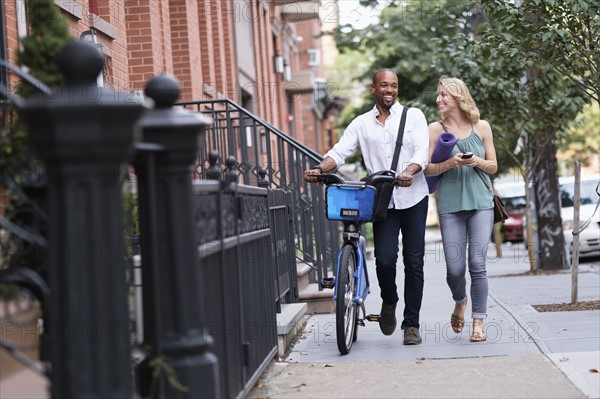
0, 0, 70, 269
482, 0, 599, 103
334, 1, 527, 174
480, 0, 592, 269
335, 0, 591, 269
333, 0, 480, 169
557, 102, 600, 174
1, 0, 70, 171
18, 0, 71, 91
336, 1, 476, 118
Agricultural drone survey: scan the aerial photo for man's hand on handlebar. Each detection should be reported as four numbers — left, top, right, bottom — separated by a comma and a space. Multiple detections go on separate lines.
395, 172, 413, 187
304, 166, 322, 183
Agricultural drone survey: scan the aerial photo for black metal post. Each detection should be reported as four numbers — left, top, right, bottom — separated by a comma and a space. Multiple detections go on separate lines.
19, 40, 147, 398
134, 74, 219, 398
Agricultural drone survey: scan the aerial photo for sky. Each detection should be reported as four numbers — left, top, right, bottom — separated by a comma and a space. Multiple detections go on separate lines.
337, 0, 387, 29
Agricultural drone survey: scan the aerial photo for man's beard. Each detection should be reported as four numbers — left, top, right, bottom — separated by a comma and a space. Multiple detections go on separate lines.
381, 101, 393, 111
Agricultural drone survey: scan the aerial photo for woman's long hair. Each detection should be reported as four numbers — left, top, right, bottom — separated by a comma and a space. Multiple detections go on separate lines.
439, 76, 480, 123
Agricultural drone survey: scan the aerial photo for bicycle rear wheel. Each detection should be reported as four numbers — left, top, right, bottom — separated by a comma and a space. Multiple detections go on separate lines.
336, 244, 358, 354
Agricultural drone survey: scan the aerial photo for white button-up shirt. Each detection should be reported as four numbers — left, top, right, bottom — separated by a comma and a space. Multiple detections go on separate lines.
325, 102, 430, 209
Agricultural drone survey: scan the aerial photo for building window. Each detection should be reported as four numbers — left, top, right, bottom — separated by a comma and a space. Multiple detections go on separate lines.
307, 49, 320, 67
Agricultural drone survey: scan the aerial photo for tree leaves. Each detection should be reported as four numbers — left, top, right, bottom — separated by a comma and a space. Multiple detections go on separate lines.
17, 0, 71, 92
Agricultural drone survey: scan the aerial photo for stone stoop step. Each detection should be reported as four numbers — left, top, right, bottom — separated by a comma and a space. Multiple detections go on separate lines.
296, 261, 334, 314
275, 303, 307, 359
295, 261, 312, 292
298, 283, 335, 314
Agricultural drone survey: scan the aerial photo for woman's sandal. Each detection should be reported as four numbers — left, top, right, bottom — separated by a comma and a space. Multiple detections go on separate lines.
450, 314, 465, 333
470, 331, 487, 342
450, 300, 467, 333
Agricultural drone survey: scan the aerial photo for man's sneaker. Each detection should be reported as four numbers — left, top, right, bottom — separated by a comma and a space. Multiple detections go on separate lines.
379, 302, 397, 336
403, 326, 422, 345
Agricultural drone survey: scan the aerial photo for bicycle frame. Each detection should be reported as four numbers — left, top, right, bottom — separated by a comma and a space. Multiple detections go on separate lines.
333, 222, 370, 319
313, 172, 396, 354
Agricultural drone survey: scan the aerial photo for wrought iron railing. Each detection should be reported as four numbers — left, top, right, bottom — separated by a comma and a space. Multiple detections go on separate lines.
178, 99, 343, 285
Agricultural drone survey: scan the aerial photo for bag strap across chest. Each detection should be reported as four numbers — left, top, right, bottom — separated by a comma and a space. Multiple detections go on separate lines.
391, 106, 409, 172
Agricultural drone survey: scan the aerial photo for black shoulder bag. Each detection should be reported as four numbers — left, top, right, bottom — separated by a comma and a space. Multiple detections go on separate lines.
364, 106, 409, 222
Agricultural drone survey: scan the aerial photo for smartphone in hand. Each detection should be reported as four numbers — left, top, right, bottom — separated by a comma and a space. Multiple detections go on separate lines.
461, 152, 474, 159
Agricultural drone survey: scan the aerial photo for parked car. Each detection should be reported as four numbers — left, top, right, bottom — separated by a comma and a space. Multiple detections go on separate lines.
495, 181, 526, 242
560, 174, 600, 259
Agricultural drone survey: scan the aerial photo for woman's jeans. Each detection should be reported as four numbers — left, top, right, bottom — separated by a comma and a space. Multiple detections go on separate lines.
373, 196, 428, 329
439, 209, 494, 320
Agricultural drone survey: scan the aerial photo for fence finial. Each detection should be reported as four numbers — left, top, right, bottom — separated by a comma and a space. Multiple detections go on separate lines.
207, 150, 221, 180
225, 155, 238, 185
258, 167, 269, 188
144, 73, 180, 108
57, 40, 104, 85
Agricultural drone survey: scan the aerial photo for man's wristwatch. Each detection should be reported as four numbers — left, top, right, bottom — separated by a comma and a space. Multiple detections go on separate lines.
311, 165, 324, 173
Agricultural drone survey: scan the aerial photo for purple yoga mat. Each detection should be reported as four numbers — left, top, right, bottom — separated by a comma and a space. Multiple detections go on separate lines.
426, 131, 457, 193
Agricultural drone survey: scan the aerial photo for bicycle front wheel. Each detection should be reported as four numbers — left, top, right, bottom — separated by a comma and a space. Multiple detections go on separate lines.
336, 244, 358, 355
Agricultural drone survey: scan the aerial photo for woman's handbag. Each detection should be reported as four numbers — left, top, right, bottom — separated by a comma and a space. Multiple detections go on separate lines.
492, 194, 509, 224
362, 107, 409, 222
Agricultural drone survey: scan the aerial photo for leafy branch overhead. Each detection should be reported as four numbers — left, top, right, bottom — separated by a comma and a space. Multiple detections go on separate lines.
482, 0, 599, 103
333, 0, 596, 270
334, 0, 596, 174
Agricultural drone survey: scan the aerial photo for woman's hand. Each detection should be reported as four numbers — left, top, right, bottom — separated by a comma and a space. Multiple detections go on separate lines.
461, 154, 479, 168
447, 153, 464, 169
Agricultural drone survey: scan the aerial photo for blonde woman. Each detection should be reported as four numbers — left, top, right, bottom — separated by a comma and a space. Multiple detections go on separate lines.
425, 76, 498, 342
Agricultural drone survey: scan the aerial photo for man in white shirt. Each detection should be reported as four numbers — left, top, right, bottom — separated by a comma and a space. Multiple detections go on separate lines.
304, 69, 429, 345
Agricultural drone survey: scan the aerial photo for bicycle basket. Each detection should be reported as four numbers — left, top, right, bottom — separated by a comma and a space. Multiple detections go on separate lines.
325, 184, 377, 222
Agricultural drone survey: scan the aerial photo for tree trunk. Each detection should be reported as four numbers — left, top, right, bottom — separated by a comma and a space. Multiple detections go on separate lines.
532, 129, 566, 270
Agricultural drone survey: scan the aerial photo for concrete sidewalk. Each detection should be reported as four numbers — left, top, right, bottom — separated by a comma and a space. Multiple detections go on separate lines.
250, 229, 600, 398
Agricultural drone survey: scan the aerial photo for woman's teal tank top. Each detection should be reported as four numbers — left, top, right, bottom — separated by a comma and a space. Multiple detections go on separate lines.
437, 128, 494, 214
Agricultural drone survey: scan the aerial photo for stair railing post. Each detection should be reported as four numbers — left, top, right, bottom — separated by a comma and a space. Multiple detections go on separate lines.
133, 74, 219, 398
19, 40, 148, 398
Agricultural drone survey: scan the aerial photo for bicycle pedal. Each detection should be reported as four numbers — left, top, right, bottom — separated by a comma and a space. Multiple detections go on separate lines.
320, 277, 335, 289
365, 314, 381, 322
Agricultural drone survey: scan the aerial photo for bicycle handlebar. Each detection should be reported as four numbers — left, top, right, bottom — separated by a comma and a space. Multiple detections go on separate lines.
363, 173, 399, 187
313, 172, 398, 186
314, 173, 345, 185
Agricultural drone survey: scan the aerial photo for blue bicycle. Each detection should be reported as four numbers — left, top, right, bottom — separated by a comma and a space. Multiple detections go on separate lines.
314, 172, 396, 354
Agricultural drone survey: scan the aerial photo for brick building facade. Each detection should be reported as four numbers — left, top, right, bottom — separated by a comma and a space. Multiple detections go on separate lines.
1, 0, 347, 218
1, 0, 344, 145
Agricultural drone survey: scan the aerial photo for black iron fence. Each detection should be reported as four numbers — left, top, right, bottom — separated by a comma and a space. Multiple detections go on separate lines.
0, 41, 345, 398
193, 180, 277, 397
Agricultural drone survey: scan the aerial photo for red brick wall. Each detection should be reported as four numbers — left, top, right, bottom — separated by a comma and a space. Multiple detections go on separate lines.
197, 1, 215, 97
1, 0, 337, 149
2, 0, 19, 65
90, 0, 132, 90
125, 0, 174, 90
221, 1, 237, 103
196, 0, 238, 102
169, 0, 203, 101
255, 2, 268, 119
